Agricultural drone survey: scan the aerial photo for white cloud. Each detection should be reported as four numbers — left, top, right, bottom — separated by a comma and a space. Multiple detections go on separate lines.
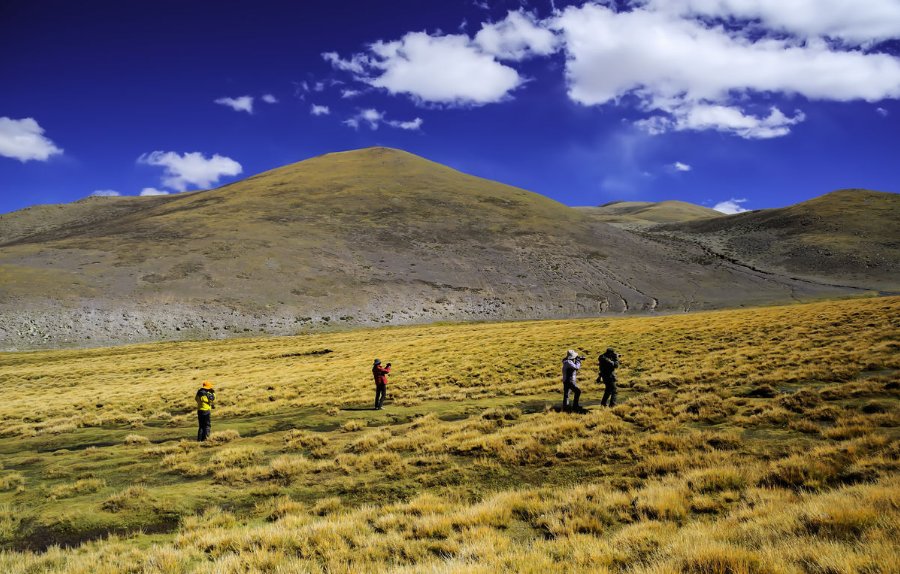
323, 51, 368, 74
343, 109, 423, 131
713, 198, 749, 214
639, 0, 900, 45
673, 161, 692, 172
553, 4, 900, 138
474, 10, 558, 61
0, 117, 63, 162
214, 95, 254, 113
639, 104, 806, 139
91, 189, 121, 197
325, 32, 523, 105
386, 117, 424, 130
358, 108, 384, 129
261, 94, 278, 104
137, 151, 243, 192
310, 104, 331, 116
139, 187, 169, 196
876, 107, 889, 117
341, 88, 362, 98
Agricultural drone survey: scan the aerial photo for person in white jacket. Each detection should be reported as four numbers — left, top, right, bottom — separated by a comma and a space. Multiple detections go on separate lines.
562, 349, 584, 412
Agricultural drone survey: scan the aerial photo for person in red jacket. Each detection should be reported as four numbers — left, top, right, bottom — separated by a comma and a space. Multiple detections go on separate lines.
372, 359, 391, 410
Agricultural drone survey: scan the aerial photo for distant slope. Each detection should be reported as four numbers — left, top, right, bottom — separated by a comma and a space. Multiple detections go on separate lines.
0, 195, 173, 245
578, 200, 723, 225
0, 148, 861, 349
654, 189, 899, 290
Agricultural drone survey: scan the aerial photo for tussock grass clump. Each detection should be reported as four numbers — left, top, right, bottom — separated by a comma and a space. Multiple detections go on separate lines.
0, 472, 25, 492
685, 465, 749, 493
210, 446, 263, 469
283, 429, 332, 458
206, 429, 240, 444
101, 484, 149, 512
341, 419, 365, 432
123, 433, 151, 445
47, 477, 105, 499
345, 428, 390, 453
256, 496, 308, 521
268, 455, 310, 483
161, 451, 208, 477
0, 504, 24, 544
181, 507, 239, 531
312, 496, 342, 516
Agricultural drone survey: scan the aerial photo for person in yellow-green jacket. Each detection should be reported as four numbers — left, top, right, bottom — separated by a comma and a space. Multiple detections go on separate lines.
196, 381, 216, 441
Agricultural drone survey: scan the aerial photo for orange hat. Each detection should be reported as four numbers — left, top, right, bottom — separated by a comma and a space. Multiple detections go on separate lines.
202, 381, 214, 389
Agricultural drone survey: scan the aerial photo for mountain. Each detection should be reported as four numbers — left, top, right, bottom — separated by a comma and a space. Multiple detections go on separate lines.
0, 148, 869, 349
577, 200, 723, 225
651, 189, 899, 291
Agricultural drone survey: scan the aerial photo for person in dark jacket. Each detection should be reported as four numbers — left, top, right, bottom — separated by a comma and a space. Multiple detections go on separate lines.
372, 359, 391, 410
562, 349, 584, 412
195, 381, 216, 441
598, 348, 620, 407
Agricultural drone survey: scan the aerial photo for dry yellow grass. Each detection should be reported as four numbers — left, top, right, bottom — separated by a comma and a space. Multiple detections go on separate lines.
0, 296, 897, 572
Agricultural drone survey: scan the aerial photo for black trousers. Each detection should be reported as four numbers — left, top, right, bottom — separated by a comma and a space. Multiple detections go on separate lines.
601, 379, 617, 407
563, 381, 581, 409
197, 411, 211, 441
375, 383, 386, 409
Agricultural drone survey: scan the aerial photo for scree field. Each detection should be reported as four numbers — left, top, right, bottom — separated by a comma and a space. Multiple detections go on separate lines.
0, 296, 898, 573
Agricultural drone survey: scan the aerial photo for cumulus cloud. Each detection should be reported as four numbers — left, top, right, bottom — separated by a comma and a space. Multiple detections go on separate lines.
137, 151, 243, 192
91, 189, 121, 197
324, 31, 523, 106
139, 187, 169, 196
474, 10, 558, 61
343, 109, 423, 131
552, 3, 900, 137
261, 94, 278, 104
673, 161, 692, 172
638, 0, 900, 45
713, 198, 749, 214
323, 2, 900, 136
322, 10, 556, 106
876, 107, 889, 117
0, 117, 63, 162
214, 95, 254, 113
310, 104, 331, 116
341, 88, 362, 98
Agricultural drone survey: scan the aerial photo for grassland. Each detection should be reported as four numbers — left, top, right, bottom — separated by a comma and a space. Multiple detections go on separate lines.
0, 296, 897, 573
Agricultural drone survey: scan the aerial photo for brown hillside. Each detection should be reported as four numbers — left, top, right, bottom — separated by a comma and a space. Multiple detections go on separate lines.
0, 148, 859, 349
656, 189, 899, 290
578, 200, 723, 225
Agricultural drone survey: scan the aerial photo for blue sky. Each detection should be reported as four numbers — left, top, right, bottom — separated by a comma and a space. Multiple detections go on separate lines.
1, 0, 899, 216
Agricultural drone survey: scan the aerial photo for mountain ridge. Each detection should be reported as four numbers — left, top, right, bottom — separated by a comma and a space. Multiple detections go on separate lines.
0, 148, 884, 350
